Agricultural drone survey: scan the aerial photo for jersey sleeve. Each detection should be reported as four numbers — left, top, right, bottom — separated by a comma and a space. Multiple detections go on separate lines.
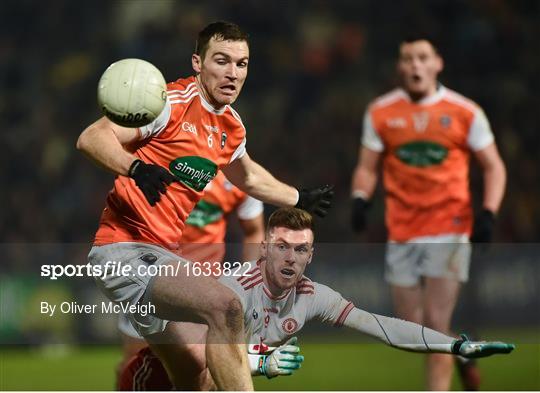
467, 108, 494, 151
361, 110, 384, 152
237, 195, 264, 220
229, 137, 246, 163
309, 282, 354, 327
137, 97, 172, 139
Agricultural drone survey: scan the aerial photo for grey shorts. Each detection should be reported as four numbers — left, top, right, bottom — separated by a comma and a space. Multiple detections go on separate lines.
118, 312, 142, 339
88, 242, 188, 337
385, 234, 471, 287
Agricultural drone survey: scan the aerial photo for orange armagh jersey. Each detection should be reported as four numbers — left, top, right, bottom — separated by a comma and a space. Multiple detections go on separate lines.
362, 86, 494, 242
179, 171, 263, 263
94, 76, 247, 250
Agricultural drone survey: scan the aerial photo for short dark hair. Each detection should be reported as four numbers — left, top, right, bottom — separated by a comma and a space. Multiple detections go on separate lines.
401, 33, 440, 54
267, 208, 315, 236
195, 21, 249, 59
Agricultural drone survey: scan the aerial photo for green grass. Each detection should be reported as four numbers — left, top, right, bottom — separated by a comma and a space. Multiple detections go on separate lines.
0, 341, 538, 390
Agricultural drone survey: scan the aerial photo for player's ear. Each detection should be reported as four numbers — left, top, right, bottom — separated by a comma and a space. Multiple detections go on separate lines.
192, 54, 202, 74
435, 54, 444, 73
260, 240, 267, 258
307, 246, 314, 264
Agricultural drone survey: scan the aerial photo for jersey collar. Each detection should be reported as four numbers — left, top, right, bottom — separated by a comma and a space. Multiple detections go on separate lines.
400, 84, 446, 106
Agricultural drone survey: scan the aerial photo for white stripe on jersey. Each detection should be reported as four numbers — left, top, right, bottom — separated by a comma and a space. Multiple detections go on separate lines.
168, 83, 197, 99
169, 92, 199, 105
133, 352, 152, 390
167, 82, 196, 96
443, 89, 478, 114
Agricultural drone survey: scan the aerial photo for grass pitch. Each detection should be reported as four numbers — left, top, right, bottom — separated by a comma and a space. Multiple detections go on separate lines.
0, 338, 538, 390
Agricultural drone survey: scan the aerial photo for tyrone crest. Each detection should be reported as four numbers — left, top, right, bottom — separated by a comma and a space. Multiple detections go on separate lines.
282, 318, 298, 334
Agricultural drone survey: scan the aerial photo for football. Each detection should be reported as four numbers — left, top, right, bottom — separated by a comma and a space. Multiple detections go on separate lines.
97, 58, 167, 128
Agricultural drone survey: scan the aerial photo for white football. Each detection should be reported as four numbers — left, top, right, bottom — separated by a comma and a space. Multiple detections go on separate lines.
97, 58, 167, 127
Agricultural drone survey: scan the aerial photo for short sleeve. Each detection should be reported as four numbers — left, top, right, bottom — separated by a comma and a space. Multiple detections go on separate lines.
361, 110, 384, 152
229, 137, 246, 163
309, 282, 353, 326
467, 108, 494, 151
237, 196, 264, 220
138, 98, 172, 139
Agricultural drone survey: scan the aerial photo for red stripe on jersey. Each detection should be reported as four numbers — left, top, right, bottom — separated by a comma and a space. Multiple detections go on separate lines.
334, 302, 355, 327
296, 283, 314, 289
296, 291, 314, 295
238, 266, 260, 282
240, 272, 261, 286
244, 278, 263, 290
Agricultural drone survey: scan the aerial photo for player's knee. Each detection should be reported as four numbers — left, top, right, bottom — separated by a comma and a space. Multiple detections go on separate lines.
206, 292, 243, 332
423, 309, 451, 332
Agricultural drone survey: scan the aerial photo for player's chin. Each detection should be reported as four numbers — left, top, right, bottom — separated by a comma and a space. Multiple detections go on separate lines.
216, 92, 239, 105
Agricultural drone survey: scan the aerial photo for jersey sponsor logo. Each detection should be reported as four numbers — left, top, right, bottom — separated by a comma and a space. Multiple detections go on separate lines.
169, 156, 217, 191
395, 141, 448, 167
282, 318, 298, 334
412, 111, 430, 133
181, 121, 198, 135
185, 200, 223, 228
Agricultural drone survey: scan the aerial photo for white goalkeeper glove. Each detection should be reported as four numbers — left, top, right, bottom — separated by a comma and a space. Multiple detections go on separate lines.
258, 337, 304, 378
451, 334, 515, 358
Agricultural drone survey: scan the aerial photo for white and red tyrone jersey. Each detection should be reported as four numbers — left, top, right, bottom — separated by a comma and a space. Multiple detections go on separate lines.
94, 76, 247, 250
219, 260, 354, 347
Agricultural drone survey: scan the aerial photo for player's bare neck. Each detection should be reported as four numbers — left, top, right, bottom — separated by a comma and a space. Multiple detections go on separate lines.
195, 75, 224, 111
407, 85, 438, 103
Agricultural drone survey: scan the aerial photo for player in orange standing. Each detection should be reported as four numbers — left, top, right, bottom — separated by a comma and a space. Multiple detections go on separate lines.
350, 35, 506, 390
77, 21, 333, 391
117, 171, 265, 388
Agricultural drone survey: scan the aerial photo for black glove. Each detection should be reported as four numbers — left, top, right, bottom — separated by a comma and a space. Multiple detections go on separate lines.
470, 209, 496, 243
351, 197, 370, 233
128, 159, 178, 206
295, 185, 334, 217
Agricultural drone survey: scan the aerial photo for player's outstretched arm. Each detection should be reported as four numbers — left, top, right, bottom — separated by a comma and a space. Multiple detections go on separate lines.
76, 116, 140, 176
248, 337, 304, 378
342, 307, 514, 358
223, 154, 334, 217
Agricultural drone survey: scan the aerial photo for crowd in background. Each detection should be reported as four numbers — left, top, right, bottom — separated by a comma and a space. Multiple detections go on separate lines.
2, 0, 539, 246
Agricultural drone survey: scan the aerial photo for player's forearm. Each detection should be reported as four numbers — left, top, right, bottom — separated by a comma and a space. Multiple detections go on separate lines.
343, 308, 456, 354
482, 158, 506, 213
351, 165, 377, 200
76, 124, 136, 176
241, 161, 298, 207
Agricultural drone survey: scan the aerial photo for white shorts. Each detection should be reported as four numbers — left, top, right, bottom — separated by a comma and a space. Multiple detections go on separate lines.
88, 242, 188, 337
385, 234, 471, 287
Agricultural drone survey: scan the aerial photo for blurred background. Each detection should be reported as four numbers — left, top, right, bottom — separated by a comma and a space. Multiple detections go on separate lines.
1, 0, 539, 390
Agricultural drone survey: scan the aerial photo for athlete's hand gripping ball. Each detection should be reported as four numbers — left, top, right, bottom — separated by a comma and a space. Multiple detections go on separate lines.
259, 337, 304, 378
296, 185, 334, 217
128, 159, 179, 206
452, 334, 515, 358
